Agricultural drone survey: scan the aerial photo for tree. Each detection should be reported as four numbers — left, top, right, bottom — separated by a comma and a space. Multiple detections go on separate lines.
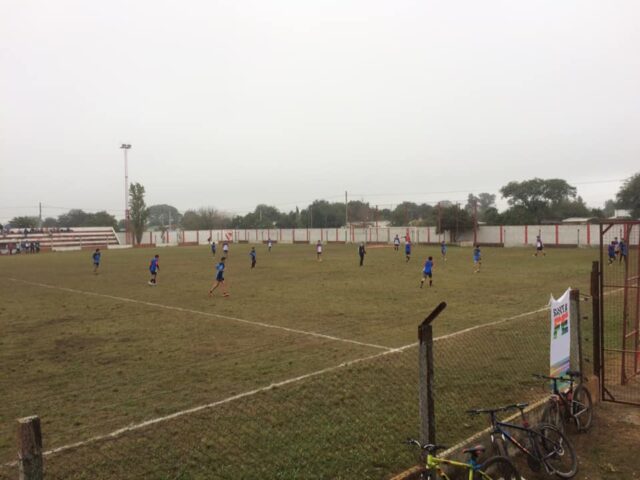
602, 199, 617, 218
439, 204, 473, 241
42, 217, 58, 227
147, 204, 182, 229
500, 178, 578, 223
181, 207, 230, 229
129, 182, 149, 244
86, 211, 118, 229
465, 193, 497, 221
616, 172, 640, 218
57, 209, 90, 227
9, 216, 39, 228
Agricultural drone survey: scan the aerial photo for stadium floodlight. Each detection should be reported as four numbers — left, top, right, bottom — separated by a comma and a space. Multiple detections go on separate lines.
120, 144, 132, 244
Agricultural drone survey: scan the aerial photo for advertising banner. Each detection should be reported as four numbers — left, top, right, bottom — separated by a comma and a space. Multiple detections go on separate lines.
550, 288, 571, 381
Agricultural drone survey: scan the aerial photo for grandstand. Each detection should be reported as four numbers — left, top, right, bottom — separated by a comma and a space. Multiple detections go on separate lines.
0, 227, 120, 254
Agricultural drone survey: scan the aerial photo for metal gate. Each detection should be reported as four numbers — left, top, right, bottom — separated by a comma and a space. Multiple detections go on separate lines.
599, 221, 640, 405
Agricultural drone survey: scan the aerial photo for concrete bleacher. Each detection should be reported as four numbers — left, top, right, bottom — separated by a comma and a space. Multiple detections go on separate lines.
0, 227, 120, 253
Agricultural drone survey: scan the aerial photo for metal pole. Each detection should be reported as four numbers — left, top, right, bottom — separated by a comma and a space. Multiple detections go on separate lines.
591, 261, 601, 378
345, 191, 348, 228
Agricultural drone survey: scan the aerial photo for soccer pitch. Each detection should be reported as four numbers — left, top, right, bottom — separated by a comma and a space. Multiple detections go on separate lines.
0, 244, 597, 479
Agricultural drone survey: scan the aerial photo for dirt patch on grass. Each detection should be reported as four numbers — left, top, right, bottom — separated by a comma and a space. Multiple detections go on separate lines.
518, 402, 640, 480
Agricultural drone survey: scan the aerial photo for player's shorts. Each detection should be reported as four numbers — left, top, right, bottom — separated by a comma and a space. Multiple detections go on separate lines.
537, 246, 543, 251
473, 257, 480, 263
422, 271, 432, 278
150, 269, 157, 274
216, 273, 224, 282
94, 262, 100, 266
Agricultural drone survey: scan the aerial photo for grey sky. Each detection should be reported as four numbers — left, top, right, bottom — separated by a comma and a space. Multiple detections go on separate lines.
2, 0, 639, 223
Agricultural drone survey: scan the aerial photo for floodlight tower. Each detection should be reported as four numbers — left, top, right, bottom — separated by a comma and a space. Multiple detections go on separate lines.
120, 144, 132, 244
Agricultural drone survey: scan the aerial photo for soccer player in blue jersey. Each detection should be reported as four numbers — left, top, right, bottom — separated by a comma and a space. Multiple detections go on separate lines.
421, 256, 434, 288
440, 241, 447, 262
249, 247, 256, 269
208, 237, 216, 257
405, 240, 411, 262
92, 248, 101, 274
608, 241, 617, 265
148, 254, 160, 285
209, 257, 229, 297
619, 239, 628, 264
473, 245, 481, 273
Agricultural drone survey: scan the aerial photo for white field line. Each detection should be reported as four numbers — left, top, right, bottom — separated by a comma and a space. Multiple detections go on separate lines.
6, 278, 391, 352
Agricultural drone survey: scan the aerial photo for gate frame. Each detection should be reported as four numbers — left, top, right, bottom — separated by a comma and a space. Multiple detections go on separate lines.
599, 220, 640, 405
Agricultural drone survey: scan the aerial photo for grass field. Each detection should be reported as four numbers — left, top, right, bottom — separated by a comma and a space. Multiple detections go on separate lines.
0, 243, 599, 479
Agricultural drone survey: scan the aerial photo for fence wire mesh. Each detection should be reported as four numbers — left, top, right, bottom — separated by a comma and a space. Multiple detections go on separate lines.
0, 299, 592, 479
601, 222, 640, 404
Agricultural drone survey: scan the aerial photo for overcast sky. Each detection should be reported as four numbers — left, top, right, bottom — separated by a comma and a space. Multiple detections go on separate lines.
2, 0, 639, 223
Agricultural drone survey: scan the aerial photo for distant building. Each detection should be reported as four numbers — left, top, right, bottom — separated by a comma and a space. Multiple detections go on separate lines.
611, 209, 632, 219
561, 217, 600, 224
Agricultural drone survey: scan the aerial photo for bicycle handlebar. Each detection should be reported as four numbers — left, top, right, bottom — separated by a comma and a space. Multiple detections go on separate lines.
533, 371, 582, 382
404, 439, 448, 452
466, 403, 528, 416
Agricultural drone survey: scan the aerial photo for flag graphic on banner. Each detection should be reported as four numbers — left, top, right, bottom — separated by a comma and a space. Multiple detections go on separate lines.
549, 288, 571, 383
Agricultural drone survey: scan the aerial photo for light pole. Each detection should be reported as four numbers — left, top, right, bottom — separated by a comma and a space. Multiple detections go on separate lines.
120, 144, 132, 244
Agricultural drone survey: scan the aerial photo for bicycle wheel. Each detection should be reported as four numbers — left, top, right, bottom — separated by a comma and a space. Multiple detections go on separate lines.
541, 399, 564, 434
572, 384, 593, 432
536, 424, 577, 478
476, 456, 521, 480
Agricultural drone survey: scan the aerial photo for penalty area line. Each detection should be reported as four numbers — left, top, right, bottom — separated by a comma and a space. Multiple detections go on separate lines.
7, 277, 392, 352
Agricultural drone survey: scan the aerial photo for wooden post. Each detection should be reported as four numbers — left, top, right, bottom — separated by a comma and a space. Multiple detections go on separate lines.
17, 416, 43, 480
591, 261, 601, 378
418, 302, 447, 445
570, 289, 584, 375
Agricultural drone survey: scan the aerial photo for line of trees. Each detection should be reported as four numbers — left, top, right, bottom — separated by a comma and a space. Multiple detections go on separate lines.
6, 173, 640, 236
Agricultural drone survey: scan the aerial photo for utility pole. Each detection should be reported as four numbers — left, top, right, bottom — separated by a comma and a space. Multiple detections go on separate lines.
345, 191, 348, 227
455, 203, 459, 242
309, 207, 313, 228
473, 198, 478, 245
38, 202, 42, 228
437, 202, 442, 239
120, 144, 132, 244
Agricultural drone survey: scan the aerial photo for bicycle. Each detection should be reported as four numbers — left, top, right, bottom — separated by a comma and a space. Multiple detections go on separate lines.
533, 371, 593, 433
467, 403, 577, 478
404, 439, 521, 480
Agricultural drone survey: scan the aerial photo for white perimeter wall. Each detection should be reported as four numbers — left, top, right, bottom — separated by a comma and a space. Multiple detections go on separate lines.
127, 224, 636, 248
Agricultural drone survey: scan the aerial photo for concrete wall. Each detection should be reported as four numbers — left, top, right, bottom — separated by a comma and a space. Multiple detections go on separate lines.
130, 224, 613, 247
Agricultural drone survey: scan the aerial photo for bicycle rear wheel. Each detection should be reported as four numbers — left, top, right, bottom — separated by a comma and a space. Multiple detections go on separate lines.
476, 456, 521, 480
537, 424, 577, 478
541, 399, 564, 434
572, 384, 593, 432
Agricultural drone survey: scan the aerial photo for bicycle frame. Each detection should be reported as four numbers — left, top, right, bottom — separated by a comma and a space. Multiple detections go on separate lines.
492, 420, 559, 476
426, 453, 498, 480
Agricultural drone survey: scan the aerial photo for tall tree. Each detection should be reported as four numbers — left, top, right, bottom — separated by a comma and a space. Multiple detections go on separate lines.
147, 204, 182, 228
129, 182, 149, 244
57, 209, 89, 227
616, 172, 640, 218
500, 178, 577, 223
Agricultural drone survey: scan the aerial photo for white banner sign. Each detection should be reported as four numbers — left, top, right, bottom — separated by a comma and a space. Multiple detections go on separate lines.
549, 288, 571, 379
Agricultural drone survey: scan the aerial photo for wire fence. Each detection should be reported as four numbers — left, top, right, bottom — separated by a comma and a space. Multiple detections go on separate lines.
1, 297, 592, 479
600, 221, 640, 405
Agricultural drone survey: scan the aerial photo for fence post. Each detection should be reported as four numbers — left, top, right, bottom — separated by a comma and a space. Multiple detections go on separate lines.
591, 261, 601, 378
570, 289, 584, 375
17, 416, 43, 480
418, 302, 447, 445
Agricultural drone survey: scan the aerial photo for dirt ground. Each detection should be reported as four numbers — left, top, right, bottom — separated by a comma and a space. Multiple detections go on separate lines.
519, 401, 640, 480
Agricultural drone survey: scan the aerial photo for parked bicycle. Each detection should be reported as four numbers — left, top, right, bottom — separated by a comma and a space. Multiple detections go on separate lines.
467, 403, 577, 478
404, 439, 520, 480
533, 371, 593, 433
